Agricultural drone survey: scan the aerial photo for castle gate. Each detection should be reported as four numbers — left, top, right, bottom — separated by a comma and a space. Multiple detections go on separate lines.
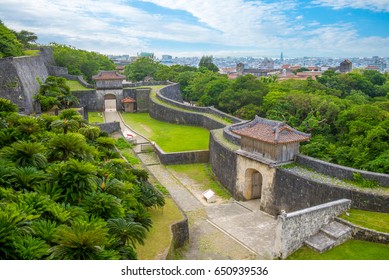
235, 153, 277, 206
104, 94, 117, 112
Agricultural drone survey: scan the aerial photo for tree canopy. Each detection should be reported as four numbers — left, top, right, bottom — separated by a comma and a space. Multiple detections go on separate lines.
50, 43, 115, 83
124, 57, 162, 82
198, 55, 219, 72
0, 20, 24, 58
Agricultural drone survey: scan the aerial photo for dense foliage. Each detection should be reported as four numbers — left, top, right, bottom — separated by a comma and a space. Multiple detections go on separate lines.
124, 57, 162, 82
0, 101, 164, 259
0, 20, 24, 58
34, 76, 79, 111
50, 43, 116, 83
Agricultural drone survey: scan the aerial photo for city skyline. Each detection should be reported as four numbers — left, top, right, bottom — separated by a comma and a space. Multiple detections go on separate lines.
1, 0, 389, 57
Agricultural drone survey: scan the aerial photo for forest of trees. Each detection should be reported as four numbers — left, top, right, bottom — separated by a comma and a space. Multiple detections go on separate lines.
0, 100, 164, 260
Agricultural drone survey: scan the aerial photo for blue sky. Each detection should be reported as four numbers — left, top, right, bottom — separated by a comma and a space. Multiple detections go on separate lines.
0, 0, 388, 58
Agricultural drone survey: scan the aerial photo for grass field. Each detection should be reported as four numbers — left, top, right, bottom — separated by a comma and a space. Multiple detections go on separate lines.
121, 112, 210, 152
287, 240, 389, 260
88, 111, 104, 123
339, 209, 389, 233
167, 163, 231, 199
23, 49, 40, 56
136, 198, 184, 259
66, 80, 90, 91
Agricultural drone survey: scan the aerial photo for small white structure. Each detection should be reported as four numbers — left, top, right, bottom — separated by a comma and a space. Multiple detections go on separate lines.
202, 189, 216, 203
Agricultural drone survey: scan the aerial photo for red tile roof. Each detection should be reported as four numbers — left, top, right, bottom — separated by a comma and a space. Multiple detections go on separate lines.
121, 97, 136, 103
92, 71, 126, 80
232, 116, 310, 144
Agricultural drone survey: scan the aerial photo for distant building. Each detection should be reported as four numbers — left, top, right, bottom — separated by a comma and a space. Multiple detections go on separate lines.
339, 59, 352, 73
138, 52, 154, 59
236, 62, 280, 78
260, 57, 274, 69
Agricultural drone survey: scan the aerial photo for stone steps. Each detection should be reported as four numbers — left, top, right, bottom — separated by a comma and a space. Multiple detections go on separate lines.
304, 221, 352, 253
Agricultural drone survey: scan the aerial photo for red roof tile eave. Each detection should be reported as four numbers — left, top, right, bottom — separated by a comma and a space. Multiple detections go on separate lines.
237, 133, 310, 144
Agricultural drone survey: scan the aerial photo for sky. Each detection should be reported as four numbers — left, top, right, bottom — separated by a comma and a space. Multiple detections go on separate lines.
0, 0, 389, 58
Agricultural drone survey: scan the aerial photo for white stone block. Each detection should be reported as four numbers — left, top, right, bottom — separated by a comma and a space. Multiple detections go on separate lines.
202, 189, 216, 203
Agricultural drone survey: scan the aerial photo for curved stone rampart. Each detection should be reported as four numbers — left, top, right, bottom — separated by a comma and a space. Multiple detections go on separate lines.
296, 155, 389, 187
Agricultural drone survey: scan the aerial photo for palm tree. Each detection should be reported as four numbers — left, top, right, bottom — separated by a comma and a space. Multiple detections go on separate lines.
82, 192, 125, 220
78, 125, 100, 141
0, 207, 33, 259
47, 133, 97, 161
31, 219, 58, 245
49, 219, 109, 260
12, 235, 50, 260
47, 159, 98, 204
107, 217, 146, 248
17, 116, 41, 136
11, 166, 47, 191
0, 128, 21, 148
0, 141, 47, 169
50, 118, 79, 134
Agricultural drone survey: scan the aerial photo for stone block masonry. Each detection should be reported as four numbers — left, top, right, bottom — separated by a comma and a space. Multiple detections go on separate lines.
336, 217, 389, 245
296, 155, 389, 187
275, 199, 351, 259
0, 48, 54, 114
273, 168, 389, 213
154, 144, 210, 165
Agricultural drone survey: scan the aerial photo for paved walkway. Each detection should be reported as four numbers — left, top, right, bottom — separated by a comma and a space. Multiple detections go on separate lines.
104, 111, 277, 259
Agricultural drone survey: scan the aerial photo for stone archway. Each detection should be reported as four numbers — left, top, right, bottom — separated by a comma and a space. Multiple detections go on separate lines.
244, 168, 263, 200
104, 94, 117, 112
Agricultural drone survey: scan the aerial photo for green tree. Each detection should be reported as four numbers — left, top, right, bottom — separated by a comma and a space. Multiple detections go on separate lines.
198, 56, 219, 72
0, 20, 23, 58
47, 159, 98, 204
35, 76, 79, 111
50, 219, 110, 260
12, 30, 37, 49
124, 57, 161, 82
107, 218, 146, 248
82, 192, 125, 219
0, 98, 18, 115
0, 141, 47, 169
50, 43, 115, 83
47, 133, 96, 161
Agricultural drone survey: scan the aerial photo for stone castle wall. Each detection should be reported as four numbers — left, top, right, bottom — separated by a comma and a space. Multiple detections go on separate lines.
0, 48, 54, 113
275, 199, 351, 259
296, 155, 389, 187
273, 168, 389, 213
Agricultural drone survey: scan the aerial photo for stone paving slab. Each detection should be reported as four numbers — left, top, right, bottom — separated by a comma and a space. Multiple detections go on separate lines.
208, 205, 277, 259
206, 203, 252, 220
322, 221, 352, 239
147, 165, 203, 212
305, 231, 336, 253
137, 152, 160, 166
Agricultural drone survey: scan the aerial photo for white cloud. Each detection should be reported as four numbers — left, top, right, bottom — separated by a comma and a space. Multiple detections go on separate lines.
312, 0, 389, 12
0, 0, 388, 57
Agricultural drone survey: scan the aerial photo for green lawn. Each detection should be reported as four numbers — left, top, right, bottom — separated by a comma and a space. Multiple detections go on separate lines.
287, 240, 389, 260
339, 209, 389, 233
136, 198, 184, 259
167, 163, 231, 199
121, 112, 210, 152
88, 111, 104, 123
66, 80, 90, 91
23, 49, 40, 56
